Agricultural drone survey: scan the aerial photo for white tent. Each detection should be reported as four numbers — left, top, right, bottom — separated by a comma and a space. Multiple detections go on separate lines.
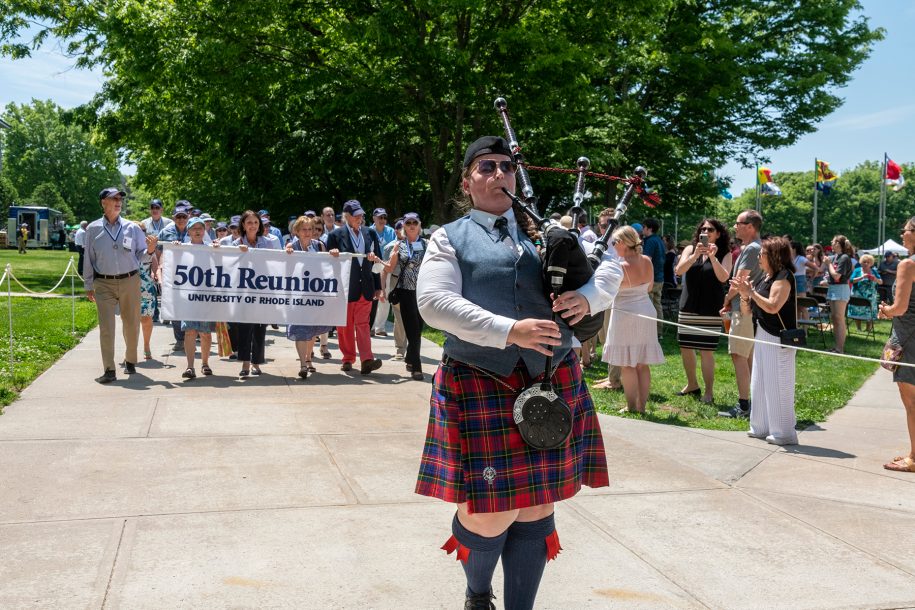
860, 238, 908, 256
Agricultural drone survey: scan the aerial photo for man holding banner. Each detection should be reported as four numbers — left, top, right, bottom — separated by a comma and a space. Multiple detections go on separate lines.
327, 200, 384, 374
84, 187, 159, 383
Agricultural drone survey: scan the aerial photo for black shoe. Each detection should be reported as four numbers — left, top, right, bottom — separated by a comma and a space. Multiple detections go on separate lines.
360, 358, 382, 375
182, 367, 196, 380
341, 362, 353, 372
718, 404, 750, 419
95, 370, 116, 384
465, 589, 496, 610
271, 324, 279, 330
411, 371, 425, 381
123, 362, 137, 374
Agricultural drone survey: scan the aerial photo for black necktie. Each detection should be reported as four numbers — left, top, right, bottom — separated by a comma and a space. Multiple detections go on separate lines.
494, 216, 511, 243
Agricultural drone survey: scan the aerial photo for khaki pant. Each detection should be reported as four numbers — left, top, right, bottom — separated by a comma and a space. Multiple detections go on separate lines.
599, 302, 621, 385
95, 274, 141, 371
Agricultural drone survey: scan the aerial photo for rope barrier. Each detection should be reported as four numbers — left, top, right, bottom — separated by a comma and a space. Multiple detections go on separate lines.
609, 307, 909, 369
5, 257, 78, 296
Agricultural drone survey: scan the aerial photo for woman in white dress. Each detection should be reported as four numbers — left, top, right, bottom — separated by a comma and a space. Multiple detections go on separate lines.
602, 225, 665, 413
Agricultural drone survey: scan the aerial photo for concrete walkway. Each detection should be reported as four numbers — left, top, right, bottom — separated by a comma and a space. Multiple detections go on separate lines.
0, 322, 913, 609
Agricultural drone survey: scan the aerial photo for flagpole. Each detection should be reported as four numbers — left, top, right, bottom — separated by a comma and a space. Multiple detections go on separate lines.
879, 153, 888, 254
812, 158, 819, 245
755, 161, 761, 212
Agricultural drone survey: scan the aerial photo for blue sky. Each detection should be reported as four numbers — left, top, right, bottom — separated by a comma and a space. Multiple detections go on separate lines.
1, 1, 912, 190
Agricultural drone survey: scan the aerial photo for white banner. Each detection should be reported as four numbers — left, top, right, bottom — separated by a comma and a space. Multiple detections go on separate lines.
160, 244, 352, 325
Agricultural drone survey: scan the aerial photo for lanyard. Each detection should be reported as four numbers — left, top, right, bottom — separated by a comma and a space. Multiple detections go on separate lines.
348, 226, 364, 253
150, 218, 163, 234
103, 218, 123, 244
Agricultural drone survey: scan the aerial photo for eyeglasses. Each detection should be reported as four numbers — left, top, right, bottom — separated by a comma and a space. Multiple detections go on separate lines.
734, 220, 750, 226
903, 228, 915, 234
475, 159, 517, 175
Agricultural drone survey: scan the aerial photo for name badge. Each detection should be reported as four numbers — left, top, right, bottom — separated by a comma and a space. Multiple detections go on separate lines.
411, 241, 424, 252
122, 235, 133, 250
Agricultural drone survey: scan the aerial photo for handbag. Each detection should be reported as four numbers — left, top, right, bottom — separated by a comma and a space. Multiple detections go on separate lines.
777, 275, 806, 347
387, 286, 400, 306
881, 338, 903, 372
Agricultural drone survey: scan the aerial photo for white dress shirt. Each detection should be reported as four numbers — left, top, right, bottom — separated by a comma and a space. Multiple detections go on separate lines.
417, 209, 623, 349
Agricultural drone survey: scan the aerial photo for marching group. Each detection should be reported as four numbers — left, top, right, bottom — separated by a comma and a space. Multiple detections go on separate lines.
74, 132, 915, 610
78, 189, 430, 384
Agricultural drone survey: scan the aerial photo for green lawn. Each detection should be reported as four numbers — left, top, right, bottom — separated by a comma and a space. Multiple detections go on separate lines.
0, 249, 83, 295
0, 297, 98, 409
423, 320, 890, 431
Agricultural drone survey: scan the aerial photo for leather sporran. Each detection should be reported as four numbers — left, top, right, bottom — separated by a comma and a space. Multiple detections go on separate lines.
513, 386, 573, 450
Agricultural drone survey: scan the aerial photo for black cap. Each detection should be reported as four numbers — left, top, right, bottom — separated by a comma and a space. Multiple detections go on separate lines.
462, 136, 512, 168
99, 187, 126, 200
150, 198, 163, 208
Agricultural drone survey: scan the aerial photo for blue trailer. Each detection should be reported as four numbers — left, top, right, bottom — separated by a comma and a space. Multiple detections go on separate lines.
7, 206, 68, 249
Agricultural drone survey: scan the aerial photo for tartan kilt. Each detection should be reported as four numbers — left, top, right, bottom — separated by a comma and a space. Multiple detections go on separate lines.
415, 351, 609, 514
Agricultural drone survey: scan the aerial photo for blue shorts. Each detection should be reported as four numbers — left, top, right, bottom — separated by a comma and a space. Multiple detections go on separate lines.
826, 283, 850, 302
794, 274, 808, 293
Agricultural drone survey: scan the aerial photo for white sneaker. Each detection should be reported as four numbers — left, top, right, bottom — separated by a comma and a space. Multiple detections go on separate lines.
765, 434, 798, 446
747, 431, 767, 439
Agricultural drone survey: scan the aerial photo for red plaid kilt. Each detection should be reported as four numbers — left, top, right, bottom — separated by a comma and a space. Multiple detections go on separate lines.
415, 351, 609, 513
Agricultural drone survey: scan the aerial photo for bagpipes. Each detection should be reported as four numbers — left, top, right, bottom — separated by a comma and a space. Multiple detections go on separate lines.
494, 96, 656, 341
493, 96, 657, 450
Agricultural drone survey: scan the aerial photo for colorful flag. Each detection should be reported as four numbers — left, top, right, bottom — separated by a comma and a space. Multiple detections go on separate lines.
886, 158, 906, 191
757, 166, 782, 196
816, 159, 838, 195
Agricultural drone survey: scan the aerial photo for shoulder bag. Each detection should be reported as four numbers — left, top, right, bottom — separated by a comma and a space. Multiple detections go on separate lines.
777, 274, 806, 347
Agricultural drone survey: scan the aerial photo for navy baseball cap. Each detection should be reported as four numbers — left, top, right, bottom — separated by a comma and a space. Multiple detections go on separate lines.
228, 215, 241, 228
260, 215, 271, 224
304, 210, 317, 218
394, 220, 404, 230
173, 205, 190, 218
403, 212, 420, 222
215, 222, 228, 230
99, 187, 126, 200
149, 198, 163, 208
190, 208, 202, 217
258, 209, 269, 217
372, 207, 387, 217
343, 200, 364, 216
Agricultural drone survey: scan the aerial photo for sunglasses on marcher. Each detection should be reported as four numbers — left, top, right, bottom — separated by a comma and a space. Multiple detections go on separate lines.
475, 159, 517, 175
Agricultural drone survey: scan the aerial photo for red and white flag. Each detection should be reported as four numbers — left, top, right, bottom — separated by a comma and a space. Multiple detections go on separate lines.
886, 158, 906, 192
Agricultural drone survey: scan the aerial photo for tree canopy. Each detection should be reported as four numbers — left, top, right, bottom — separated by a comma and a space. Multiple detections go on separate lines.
717, 161, 915, 249
0, 100, 122, 221
0, 0, 883, 224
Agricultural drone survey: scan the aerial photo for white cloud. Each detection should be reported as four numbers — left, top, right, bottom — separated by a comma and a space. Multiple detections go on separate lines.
823, 104, 915, 131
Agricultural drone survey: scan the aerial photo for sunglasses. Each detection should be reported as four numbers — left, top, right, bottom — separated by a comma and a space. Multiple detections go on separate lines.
700, 226, 716, 232
475, 159, 517, 175
174, 214, 189, 219
735, 220, 751, 226
404, 220, 420, 226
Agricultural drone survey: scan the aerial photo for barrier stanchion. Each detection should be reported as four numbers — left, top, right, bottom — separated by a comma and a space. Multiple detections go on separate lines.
70, 256, 76, 335
5, 264, 12, 378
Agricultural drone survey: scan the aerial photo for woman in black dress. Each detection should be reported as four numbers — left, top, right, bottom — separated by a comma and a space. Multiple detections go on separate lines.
674, 218, 732, 403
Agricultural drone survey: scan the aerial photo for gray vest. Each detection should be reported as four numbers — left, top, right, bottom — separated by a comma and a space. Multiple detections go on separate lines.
442, 215, 572, 377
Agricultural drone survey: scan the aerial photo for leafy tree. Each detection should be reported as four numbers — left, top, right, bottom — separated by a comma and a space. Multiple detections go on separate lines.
0, 1, 883, 224
0, 175, 18, 224
0, 100, 122, 221
720, 161, 915, 248
24, 182, 74, 223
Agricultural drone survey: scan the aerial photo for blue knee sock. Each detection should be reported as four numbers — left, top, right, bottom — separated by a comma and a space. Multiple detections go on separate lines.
501, 514, 557, 610
449, 514, 508, 597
